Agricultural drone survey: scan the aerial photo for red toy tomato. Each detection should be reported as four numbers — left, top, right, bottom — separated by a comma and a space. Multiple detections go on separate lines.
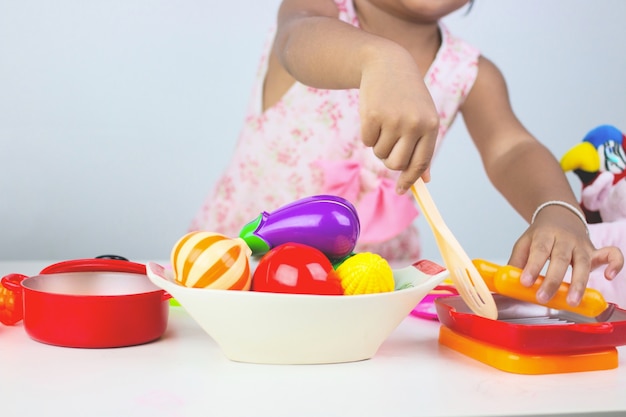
252, 243, 343, 295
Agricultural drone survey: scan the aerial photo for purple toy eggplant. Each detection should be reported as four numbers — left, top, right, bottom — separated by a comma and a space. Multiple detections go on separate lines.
239, 195, 360, 260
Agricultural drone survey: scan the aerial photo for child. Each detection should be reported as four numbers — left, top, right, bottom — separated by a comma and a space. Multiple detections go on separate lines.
191, 0, 623, 307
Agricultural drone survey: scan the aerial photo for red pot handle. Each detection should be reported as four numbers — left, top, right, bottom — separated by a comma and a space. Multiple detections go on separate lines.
1, 274, 26, 292
40, 259, 146, 275
0, 274, 27, 325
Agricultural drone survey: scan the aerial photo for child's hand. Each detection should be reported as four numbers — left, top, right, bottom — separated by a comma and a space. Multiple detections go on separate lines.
358, 46, 440, 193
508, 209, 624, 307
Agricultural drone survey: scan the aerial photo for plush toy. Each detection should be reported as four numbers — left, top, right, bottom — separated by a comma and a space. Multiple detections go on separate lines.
560, 124, 626, 306
560, 124, 626, 223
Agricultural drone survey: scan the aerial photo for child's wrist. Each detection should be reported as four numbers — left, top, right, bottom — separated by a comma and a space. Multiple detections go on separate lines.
531, 200, 589, 235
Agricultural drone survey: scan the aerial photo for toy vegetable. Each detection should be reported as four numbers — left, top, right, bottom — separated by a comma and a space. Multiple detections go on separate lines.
239, 195, 360, 260
252, 243, 343, 295
335, 252, 395, 295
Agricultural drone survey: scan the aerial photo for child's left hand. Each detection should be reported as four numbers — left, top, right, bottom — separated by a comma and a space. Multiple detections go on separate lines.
508, 208, 624, 307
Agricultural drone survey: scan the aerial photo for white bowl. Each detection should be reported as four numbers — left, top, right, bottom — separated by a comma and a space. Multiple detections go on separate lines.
146, 261, 447, 364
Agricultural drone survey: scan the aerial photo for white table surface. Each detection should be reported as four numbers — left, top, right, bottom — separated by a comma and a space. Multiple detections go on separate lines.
2, 261, 626, 417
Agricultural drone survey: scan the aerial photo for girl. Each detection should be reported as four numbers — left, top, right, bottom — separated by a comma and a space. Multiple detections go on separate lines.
191, 0, 623, 307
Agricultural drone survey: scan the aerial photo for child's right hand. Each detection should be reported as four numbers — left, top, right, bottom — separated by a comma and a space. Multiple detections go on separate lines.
272, 0, 439, 192
359, 44, 440, 194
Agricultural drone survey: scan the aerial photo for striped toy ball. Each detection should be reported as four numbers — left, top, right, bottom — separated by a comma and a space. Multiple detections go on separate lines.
171, 231, 252, 290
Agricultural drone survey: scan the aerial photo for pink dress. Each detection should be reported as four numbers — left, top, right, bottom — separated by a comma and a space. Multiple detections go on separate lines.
190, 0, 479, 263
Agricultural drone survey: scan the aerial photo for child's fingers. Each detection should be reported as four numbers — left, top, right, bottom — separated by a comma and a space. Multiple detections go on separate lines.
395, 131, 436, 193
537, 241, 577, 304
372, 129, 400, 162
591, 246, 624, 280
517, 238, 551, 288
360, 116, 381, 148
507, 234, 531, 275
565, 248, 592, 306
382, 134, 417, 171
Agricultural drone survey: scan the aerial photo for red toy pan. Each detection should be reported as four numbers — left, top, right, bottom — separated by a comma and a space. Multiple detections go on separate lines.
435, 294, 626, 354
0, 258, 170, 348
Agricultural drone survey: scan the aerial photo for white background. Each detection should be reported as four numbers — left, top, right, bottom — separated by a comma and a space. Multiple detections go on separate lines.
1, 0, 625, 262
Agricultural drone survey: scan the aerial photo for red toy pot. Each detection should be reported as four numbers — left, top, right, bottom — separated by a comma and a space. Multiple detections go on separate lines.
0, 259, 170, 348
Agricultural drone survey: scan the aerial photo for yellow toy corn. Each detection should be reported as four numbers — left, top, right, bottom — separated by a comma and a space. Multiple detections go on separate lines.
335, 252, 394, 295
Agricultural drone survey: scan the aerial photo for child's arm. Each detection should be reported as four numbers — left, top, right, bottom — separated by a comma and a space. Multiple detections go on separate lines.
268, 0, 440, 193
461, 56, 623, 306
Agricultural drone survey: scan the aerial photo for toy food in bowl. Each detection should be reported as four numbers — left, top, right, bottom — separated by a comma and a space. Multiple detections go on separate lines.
146, 260, 448, 365
335, 252, 395, 295
239, 194, 360, 260
171, 231, 252, 290
252, 243, 343, 295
